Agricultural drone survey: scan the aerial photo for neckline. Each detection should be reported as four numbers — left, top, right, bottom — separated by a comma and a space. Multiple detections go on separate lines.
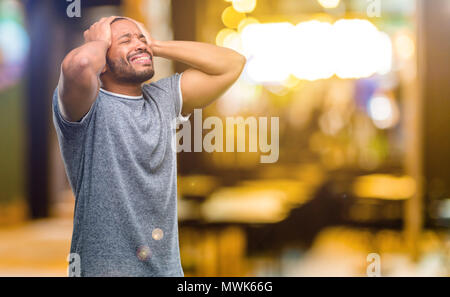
100, 88, 143, 99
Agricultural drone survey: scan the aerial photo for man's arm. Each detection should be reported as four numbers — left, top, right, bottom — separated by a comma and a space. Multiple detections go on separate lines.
152, 40, 246, 115
57, 16, 115, 122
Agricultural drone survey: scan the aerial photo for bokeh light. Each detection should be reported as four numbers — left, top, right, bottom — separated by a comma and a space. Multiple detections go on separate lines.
152, 228, 164, 240
136, 245, 152, 261
232, 0, 257, 13
317, 0, 340, 9
237, 19, 392, 83
237, 17, 259, 33
0, 19, 29, 64
222, 6, 246, 29
216, 28, 237, 47
368, 94, 399, 129
333, 19, 392, 78
292, 20, 335, 81
394, 32, 415, 61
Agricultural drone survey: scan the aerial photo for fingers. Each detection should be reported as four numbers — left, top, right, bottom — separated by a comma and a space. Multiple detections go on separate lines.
83, 16, 118, 44
105, 16, 117, 24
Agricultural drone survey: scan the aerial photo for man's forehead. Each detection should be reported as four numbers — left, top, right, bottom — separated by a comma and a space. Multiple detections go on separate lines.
111, 19, 141, 37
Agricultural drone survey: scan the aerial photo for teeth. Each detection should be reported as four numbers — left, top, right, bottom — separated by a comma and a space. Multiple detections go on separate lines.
132, 56, 150, 63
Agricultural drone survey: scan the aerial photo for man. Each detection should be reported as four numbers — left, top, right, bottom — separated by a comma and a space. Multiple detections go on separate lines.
53, 16, 245, 276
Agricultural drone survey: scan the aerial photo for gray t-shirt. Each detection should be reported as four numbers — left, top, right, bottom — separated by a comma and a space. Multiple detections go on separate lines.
52, 73, 187, 277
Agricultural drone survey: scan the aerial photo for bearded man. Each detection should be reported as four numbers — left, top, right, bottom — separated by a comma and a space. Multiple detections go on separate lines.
53, 16, 245, 276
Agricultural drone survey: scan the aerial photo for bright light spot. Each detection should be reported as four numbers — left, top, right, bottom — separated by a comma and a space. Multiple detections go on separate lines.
222, 6, 246, 29
235, 19, 392, 83
152, 228, 164, 240
136, 245, 151, 261
375, 32, 393, 75
333, 19, 392, 79
0, 19, 29, 64
222, 30, 243, 53
201, 187, 288, 223
237, 17, 259, 33
292, 20, 334, 80
353, 174, 416, 200
232, 0, 257, 13
281, 75, 301, 89
217, 78, 262, 116
394, 32, 415, 60
368, 95, 399, 129
241, 22, 294, 82
317, 0, 340, 9
215, 28, 236, 47
310, 13, 334, 24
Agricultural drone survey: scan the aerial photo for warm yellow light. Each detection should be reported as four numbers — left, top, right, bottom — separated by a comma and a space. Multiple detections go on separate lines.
292, 20, 335, 81
310, 13, 334, 23
241, 22, 294, 82
201, 187, 288, 223
222, 30, 243, 53
232, 0, 257, 13
333, 19, 392, 78
317, 0, 340, 9
222, 6, 246, 29
394, 32, 415, 60
353, 174, 416, 200
217, 78, 262, 116
281, 75, 301, 89
216, 28, 236, 46
237, 17, 259, 33
236, 19, 392, 83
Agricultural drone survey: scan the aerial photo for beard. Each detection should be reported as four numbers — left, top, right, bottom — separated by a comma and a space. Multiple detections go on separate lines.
106, 54, 155, 84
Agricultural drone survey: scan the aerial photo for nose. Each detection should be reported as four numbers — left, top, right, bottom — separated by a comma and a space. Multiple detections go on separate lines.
134, 38, 152, 55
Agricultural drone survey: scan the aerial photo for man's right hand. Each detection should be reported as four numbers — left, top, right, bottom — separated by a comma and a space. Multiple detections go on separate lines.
83, 16, 116, 47
58, 16, 117, 122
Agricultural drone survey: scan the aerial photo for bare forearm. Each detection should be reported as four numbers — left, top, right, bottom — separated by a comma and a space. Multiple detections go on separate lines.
152, 40, 245, 76
62, 40, 109, 76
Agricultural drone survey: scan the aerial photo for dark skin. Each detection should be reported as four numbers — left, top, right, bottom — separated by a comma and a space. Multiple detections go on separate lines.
101, 19, 155, 89
58, 16, 246, 122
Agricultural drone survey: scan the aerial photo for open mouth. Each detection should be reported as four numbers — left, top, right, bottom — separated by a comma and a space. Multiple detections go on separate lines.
129, 53, 152, 65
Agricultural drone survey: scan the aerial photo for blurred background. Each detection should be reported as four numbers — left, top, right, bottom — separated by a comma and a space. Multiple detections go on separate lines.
0, 0, 449, 276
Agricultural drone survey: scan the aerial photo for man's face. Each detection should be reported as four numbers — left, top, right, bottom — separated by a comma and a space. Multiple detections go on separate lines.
105, 19, 154, 83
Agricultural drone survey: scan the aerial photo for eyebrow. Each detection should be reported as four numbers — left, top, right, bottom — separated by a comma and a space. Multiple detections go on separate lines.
118, 33, 132, 40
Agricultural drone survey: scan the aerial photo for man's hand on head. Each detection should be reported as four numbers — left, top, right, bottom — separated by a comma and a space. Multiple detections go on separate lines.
59, 16, 119, 122
83, 16, 117, 48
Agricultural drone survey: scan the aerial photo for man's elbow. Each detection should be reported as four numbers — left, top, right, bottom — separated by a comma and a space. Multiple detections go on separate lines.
62, 51, 92, 78
231, 53, 246, 78
236, 53, 246, 74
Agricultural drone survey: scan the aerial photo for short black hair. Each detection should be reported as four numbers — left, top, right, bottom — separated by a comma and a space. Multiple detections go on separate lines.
110, 17, 127, 25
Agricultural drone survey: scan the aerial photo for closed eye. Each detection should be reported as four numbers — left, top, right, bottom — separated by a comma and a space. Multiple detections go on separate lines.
139, 35, 147, 44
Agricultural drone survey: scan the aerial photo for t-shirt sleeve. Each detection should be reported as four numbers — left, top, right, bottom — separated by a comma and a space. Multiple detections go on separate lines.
176, 72, 191, 123
147, 73, 191, 123
52, 87, 98, 140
